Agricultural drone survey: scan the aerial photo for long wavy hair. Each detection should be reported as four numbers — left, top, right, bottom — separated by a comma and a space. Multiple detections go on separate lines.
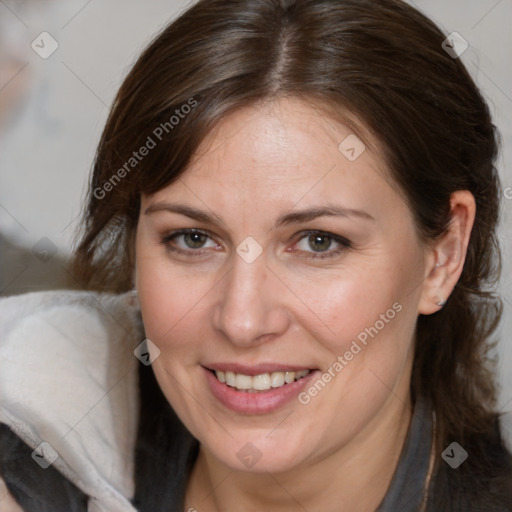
71, 0, 506, 497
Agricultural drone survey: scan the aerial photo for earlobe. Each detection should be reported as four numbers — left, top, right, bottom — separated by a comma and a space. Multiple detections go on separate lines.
418, 190, 476, 315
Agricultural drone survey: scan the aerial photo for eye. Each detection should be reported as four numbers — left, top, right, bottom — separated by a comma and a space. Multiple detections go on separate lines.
161, 229, 219, 255
293, 231, 351, 260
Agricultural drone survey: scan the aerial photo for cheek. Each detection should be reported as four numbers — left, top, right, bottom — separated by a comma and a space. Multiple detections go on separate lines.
287, 259, 414, 347
137, 264, 197, 340
135, 237, 219, 350
281, 246, 424, 386
135, 234, 178, 340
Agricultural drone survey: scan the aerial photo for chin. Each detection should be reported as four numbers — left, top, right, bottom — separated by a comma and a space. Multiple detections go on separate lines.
203, 431, 312, 474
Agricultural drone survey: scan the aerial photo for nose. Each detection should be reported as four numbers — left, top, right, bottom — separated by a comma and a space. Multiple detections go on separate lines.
212, 254, 290, 348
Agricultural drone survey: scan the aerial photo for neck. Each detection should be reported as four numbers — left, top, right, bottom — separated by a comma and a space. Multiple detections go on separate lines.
185, 393, 413, 512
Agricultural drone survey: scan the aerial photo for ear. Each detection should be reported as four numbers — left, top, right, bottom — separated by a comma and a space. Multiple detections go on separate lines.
418, 190, 476, 315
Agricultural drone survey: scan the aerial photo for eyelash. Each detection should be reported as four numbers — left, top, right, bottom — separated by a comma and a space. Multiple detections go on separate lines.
297, 231, 352, 260
161, 229, 218, 257
161, 229, 351, 261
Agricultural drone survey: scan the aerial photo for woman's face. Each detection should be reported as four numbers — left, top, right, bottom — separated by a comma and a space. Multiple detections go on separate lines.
135, 97, 429, 473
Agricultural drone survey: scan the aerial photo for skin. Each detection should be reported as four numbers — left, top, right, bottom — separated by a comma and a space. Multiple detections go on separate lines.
135, 97, 475, 511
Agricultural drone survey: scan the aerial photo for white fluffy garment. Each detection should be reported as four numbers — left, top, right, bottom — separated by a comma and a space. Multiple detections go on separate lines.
0, 290, 145, 512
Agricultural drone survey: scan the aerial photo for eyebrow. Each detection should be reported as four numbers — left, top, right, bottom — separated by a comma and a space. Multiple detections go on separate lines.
275, 205, 374, 226
144, 202, 374, 227
145, 203, 226, 226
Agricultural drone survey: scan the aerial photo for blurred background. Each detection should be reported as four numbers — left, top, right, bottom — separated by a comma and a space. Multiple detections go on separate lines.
1, 0, 511, 440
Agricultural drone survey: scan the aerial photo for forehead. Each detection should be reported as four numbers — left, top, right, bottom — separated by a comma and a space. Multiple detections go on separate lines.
186, 97, 382, 182
143, 97, 406, 231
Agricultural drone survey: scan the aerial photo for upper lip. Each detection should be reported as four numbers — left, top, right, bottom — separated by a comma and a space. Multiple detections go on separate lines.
203, 363, 316, 376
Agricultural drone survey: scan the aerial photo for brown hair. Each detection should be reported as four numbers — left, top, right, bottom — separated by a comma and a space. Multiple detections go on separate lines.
72, 0, 503, 462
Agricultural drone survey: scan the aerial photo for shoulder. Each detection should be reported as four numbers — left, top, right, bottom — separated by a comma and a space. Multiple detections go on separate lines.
0, 290, 143, 512
429, 418, 512, 511
0, 423, 89, 512
0, 477, 23, 512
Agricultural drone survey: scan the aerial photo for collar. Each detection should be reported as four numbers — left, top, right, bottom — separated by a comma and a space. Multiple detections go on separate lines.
0, 290, 143, 512
376, 396, 434, 511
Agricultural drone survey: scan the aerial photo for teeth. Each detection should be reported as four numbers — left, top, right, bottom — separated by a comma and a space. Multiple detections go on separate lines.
235, 373, 253, 390
225, 371, 236, 387
270, 372, 285, 388
214, 369, 311, 392
284, 371, 295, 384
253, 373, 271, 390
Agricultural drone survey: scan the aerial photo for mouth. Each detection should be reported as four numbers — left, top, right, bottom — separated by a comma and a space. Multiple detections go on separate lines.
202, 365, 319, 414
210, 368, 311, 393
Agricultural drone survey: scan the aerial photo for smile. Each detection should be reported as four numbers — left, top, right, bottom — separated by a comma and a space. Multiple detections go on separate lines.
214, 369, 311, 392
203, 366, 319, 414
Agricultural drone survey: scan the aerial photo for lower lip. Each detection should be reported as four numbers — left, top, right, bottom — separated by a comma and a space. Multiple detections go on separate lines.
203, 367, 319, 414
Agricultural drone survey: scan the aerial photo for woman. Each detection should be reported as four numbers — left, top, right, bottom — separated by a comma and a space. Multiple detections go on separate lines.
1, 0, 511, 510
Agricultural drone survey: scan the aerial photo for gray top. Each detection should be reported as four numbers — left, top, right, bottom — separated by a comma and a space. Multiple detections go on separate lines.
376, 398, 433, 511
